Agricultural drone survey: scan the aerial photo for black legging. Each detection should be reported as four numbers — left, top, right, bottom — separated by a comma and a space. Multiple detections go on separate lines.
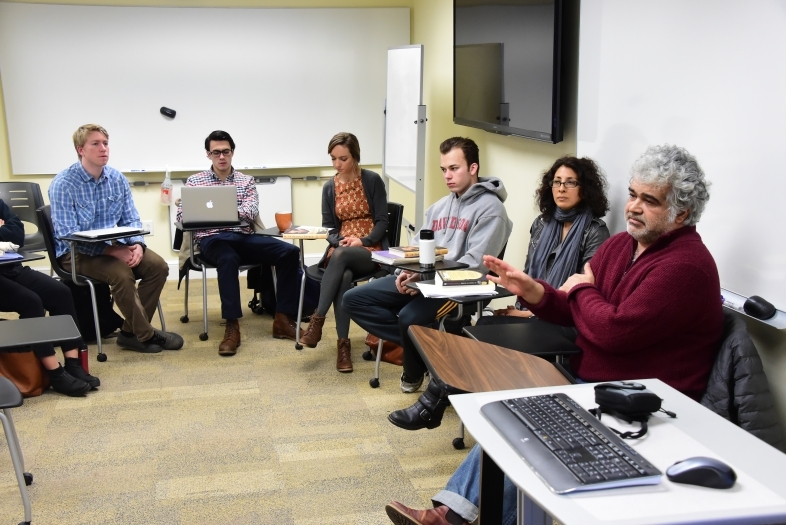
0, 267, 85, 358
316, 246, 378, 339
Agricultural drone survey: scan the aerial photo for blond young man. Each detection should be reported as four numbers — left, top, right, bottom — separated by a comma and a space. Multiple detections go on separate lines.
49, 124, 183, 354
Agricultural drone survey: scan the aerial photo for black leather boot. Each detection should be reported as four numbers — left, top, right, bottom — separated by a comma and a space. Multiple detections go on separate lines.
388, 379, 449, 430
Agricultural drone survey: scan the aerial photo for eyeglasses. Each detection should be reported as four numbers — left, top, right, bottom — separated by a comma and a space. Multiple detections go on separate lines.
549, 180, 580, 189
208, 149, 233, 158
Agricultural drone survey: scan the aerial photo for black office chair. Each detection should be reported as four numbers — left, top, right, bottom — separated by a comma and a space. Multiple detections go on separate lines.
0, 182, 46, 252
38, 205, 166, 361
304, 201, 404, 387
173, 227, 263, 341
0, 376, 32, 525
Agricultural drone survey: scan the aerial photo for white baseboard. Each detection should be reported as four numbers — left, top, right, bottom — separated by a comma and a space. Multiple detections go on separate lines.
27, 253, 324, 280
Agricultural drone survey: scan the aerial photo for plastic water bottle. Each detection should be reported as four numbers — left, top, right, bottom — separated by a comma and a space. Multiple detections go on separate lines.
160, 167, 172, 205
419, 229, 436, 268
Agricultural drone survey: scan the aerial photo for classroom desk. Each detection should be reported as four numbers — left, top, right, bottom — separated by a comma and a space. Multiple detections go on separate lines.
411, 280, 512, 331
450, 379, 786, 525
408, 325, 570, 394
0, 250, 45, 266
61, 230, 149, 286
463, 321, 581, 362
0, 315, 83, 352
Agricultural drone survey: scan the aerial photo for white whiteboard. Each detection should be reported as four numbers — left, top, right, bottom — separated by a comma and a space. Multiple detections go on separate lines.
0, 4, 409, 174
384, 45, 423, 192
577, 0, 786, 310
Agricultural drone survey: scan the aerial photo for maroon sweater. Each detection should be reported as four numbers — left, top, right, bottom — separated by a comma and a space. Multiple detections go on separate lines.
526, 226, 723, 400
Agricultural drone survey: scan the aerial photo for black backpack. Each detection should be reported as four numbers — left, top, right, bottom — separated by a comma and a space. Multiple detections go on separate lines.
246, 265, 320, 320
62, 280, 124, 342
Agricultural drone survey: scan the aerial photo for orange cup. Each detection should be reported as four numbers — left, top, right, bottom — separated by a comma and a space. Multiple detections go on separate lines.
275, 211, 293, 232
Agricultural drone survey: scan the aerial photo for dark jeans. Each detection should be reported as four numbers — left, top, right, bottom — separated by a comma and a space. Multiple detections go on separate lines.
201, 232, 302, 320
342, 275, 456, 379
0, 267, 85, 358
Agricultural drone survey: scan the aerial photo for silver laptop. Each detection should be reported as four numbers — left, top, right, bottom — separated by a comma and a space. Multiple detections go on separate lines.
180, 186, 241, 227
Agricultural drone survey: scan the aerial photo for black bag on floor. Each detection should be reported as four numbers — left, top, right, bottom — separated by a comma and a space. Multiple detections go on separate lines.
62, 280, 124, 342
246, 265, 321, 320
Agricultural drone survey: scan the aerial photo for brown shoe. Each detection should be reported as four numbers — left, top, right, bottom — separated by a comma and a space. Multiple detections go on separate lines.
272, 312, 298, 340
336, 338, 353, 373
219, 319, 240, 356
385, 501, 466, 525
299, 310, 326, 348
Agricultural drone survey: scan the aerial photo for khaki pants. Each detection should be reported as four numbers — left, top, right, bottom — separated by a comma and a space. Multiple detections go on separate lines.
60, 248, 168, 341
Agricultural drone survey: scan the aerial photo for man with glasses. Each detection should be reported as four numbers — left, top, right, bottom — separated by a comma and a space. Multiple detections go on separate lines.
50, 124, 183, 354
176, 130, 303, 355
384, 144, 724, 525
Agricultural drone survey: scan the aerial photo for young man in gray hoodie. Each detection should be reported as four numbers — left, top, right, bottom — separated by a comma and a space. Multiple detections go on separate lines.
343, 137, 512, 422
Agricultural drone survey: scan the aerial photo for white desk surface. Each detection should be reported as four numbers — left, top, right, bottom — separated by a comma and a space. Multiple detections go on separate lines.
451, 379, 786, 525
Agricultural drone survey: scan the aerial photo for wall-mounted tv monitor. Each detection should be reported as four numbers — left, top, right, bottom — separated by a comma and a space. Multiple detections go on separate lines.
454, 0, 564, 143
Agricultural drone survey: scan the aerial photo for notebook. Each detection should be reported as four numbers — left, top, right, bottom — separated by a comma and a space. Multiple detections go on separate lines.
72, 226, 148, 239
180, 186, 240, 227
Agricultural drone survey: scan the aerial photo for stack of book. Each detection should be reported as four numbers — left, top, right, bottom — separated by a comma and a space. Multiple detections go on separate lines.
388, 245, 448, 258
415, 270, 496, 298
281, 226, 329, 239
372, 245, 448, 265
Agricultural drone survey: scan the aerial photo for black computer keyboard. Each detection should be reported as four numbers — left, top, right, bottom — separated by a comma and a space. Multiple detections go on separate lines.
502, 394, 660, 485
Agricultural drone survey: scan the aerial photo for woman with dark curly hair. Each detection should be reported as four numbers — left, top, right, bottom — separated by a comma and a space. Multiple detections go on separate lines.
486, 155, 610, 321
386, 156, 610, 433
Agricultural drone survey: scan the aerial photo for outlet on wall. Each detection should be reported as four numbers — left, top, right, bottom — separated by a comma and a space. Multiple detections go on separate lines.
141, 220, 154, 236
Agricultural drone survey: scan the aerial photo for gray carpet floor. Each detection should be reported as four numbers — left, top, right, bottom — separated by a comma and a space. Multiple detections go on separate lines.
0, 279, 473, 524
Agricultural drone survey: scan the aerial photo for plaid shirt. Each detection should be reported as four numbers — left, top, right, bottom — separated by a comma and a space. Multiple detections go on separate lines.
49, 162, 144, 258
176, 168, 257, 245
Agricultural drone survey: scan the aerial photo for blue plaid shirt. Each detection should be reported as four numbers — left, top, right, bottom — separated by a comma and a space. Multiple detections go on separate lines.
49, 162, 144, 258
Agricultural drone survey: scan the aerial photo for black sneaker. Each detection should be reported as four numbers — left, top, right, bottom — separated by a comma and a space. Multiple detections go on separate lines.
117, 331, 163, 353
145, 329, 184, 351
48, 367, 91, 397
64, 358, 100, 389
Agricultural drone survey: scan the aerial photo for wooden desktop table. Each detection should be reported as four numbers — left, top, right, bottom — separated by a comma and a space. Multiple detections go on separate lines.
408, 325, 570, 395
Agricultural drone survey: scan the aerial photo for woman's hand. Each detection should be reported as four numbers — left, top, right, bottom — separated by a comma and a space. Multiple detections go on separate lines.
484, 255, 545, 304
339, 237, 363, 247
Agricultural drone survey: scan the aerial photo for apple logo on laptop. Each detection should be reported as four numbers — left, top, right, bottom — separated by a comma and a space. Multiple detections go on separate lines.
206, 200, 213, 209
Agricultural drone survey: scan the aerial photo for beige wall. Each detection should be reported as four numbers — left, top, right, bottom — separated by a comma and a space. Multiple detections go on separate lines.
3, 0, 784, 435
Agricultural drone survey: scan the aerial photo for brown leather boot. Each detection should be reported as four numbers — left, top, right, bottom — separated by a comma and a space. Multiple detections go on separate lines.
336, 338, 353, 373
299, 310, 326, 348
219, 319, 240, 356
272, 312, 298, 340
384, 501, 467, 525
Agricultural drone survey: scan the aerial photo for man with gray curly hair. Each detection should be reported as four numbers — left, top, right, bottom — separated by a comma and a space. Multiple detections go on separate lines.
386, 144, 724, 525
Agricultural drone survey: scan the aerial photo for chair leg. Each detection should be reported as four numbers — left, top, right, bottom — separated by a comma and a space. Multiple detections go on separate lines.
85, 280, 104, 360
200, 265, 209, 341
157, 299, 166, 332
0, 409, 32, 525
181, 272, 190, 322
294, 269, 306, 350
439, 303, 463, 332
453, 420, 466, 450
369, 338, 383, 388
